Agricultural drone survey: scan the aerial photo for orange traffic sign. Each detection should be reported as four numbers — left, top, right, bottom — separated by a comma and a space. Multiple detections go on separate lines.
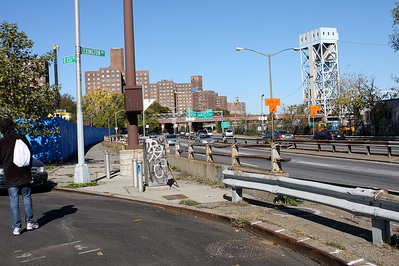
311, 110, 317, 116
265, 98, 280, 106
310, 105, 321, 111
269, 105, 277, 113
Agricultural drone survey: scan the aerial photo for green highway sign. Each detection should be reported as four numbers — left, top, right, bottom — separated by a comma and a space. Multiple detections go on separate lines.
81, 47, 105, 57
63, 55, 76, 64
221, 121, 230, 128
186, 110, 196, 118
198, 109, 213, 119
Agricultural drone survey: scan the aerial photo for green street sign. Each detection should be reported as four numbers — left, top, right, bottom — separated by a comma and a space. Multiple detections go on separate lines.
81, 47, 105, 57
221, 122, 230, 128
63, 55, 76, 64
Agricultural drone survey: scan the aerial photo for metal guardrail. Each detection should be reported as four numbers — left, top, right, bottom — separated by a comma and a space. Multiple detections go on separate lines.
222, 169, 399, 247
170, 141, 291, 174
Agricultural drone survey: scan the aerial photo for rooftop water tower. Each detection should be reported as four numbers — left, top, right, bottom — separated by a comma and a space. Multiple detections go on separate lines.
299, 27, 340, 117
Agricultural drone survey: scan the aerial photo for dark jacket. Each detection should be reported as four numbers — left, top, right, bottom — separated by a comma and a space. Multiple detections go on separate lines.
0, 133, 33, 188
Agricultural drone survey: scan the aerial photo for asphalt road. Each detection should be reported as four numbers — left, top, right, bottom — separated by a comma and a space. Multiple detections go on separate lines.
0, 189, 322, 266
175, 139, 399, 192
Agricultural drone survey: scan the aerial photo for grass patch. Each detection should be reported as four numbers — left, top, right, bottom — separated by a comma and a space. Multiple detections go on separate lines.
179, 199, 200, 206
66, 181, 99, 188
170, 166, 181, 172
176, 175, 226, 188
232, 216, 249, 228
273, 195, 303, 206
326, 241, 346, 250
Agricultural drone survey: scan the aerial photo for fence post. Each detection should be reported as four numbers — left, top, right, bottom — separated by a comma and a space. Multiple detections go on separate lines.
372, 218, 391, 246
231, 143, 240, 166
132, 158, 138, 188
188, 143, 194, 159
165, 141, 170, 154
104, 150, 110, 179
206, 144, 213, 162
175, 141, 180, 156
232, 187, 243, 202
271, 143, 283, 172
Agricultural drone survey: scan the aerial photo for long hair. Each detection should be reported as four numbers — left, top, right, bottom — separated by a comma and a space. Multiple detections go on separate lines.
0, 118, 16, 135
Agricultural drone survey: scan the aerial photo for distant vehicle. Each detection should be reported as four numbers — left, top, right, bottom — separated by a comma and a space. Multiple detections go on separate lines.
185, 131, 195, 137
149, 132, 157, 138
313, 130, 345, 140
165, 134, 180, 145
197, 129, 207, 135
263, 130, 295, 140
0, 158, 48, 189
179, 130, 186, 136
195, 134, 215, 144
207, 130, 213, 136
222, 129, 233, 138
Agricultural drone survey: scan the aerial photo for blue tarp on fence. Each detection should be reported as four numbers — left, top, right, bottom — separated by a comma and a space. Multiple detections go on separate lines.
26, 117, 113, 162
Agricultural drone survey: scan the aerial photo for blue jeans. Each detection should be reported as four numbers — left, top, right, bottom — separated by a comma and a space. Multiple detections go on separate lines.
8, 184, 34, 229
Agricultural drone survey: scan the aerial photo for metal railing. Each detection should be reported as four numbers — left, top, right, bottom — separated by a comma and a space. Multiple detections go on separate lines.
170, 141, 291, 174
222, 169, 399, 247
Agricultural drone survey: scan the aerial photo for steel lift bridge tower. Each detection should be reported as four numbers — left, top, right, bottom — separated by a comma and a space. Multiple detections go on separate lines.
299, 27, 340, 117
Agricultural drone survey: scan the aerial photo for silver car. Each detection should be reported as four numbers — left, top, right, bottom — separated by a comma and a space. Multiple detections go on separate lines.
195, 134, 215, 144
165, 134, 180, 145
0, 158, 48, 189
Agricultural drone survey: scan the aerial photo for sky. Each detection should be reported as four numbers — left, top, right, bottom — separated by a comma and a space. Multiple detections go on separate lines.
1, 0, 398, 115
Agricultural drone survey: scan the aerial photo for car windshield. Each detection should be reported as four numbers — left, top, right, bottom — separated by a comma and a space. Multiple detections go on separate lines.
330, 131, 341, 134
166, 135, 177, 139
276, 130, 289, 134
199, 135, 212, 139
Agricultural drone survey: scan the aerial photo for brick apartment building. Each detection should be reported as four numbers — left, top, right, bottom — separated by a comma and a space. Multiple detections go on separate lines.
85, 48, 242, 114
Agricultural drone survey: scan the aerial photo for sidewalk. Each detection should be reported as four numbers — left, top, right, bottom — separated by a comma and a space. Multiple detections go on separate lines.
48, 142, 399, 266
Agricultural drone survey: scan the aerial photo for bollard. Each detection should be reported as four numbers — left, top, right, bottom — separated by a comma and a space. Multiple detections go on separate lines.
132, 158, 138, 188
137, 160, 144, 192
104, 150, 110, 179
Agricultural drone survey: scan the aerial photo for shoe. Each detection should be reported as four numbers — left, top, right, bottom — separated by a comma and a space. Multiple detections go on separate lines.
13, 227, 21, 236
27, 222, 39, 230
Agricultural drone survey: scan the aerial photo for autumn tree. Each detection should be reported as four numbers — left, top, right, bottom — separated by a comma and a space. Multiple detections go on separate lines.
59, 93, 77, 123
0, 21, 60, 134
82, 88, 125, 130
389, 2, 399, 52
138, 102, 170, 134
334, 73, 383, 135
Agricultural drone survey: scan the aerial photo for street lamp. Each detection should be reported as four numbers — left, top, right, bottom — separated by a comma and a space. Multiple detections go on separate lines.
236, 46, 300, 143
115, 109, 124, 135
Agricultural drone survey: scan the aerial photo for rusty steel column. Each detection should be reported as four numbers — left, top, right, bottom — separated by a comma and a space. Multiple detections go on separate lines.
123, 0, 142, 150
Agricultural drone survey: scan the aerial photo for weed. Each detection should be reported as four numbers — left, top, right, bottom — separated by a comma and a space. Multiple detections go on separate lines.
179, 199, 199, 206
326, 241, 346, 250
45, 165, 56, 170
232, 216, 249, 228
273, 195, 303, 206
170, 166, 181, 172
66, 181, 99, 188
67, 174, 74, 177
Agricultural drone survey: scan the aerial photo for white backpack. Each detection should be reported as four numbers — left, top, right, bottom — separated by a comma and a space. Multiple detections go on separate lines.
13, 139, 31, 167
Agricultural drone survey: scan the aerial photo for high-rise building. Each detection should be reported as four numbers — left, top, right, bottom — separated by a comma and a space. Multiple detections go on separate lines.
227, 97, 246, 115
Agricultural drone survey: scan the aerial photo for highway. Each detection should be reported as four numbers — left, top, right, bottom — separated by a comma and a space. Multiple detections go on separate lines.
172, 137, 399, 193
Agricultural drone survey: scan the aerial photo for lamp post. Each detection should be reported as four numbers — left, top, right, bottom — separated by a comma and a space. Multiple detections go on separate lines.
261, 93, 264, 134
115, 109, 124, 135
236, 47, 300, 143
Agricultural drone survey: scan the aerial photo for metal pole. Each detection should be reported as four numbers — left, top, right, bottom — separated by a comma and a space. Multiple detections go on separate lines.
74, 0, 90, 183
137, 160, 144, 192
115, 111, 118, 134
261, 94, 264, 134
142, 84, 146, 137
268, 55, 274, 144
132, 158, 138, 187
104, 150, 110, 179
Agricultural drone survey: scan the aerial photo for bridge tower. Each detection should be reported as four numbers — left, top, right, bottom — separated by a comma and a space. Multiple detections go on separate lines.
299, 27, 340, 117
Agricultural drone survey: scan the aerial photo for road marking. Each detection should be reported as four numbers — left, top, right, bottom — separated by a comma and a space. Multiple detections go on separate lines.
347, 258, 364, 265
21, 256, 46, 263
79, 248, 101, 255
52, 240, 81, 248
329, 249, 343, 254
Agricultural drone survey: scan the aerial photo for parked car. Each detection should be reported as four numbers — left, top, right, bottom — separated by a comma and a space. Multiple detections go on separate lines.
149, 132, 157, 138
165, 134, 180, 145
185, 131, 195, 137
222, 129, 234, 138
195, 134, 215, 144
197, 129, 207, 135
313, 130, 345, 140
263, 130, 295, 140
0, 158, 48, 189
207, 130, 213, 136
179, 130, 186, 136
